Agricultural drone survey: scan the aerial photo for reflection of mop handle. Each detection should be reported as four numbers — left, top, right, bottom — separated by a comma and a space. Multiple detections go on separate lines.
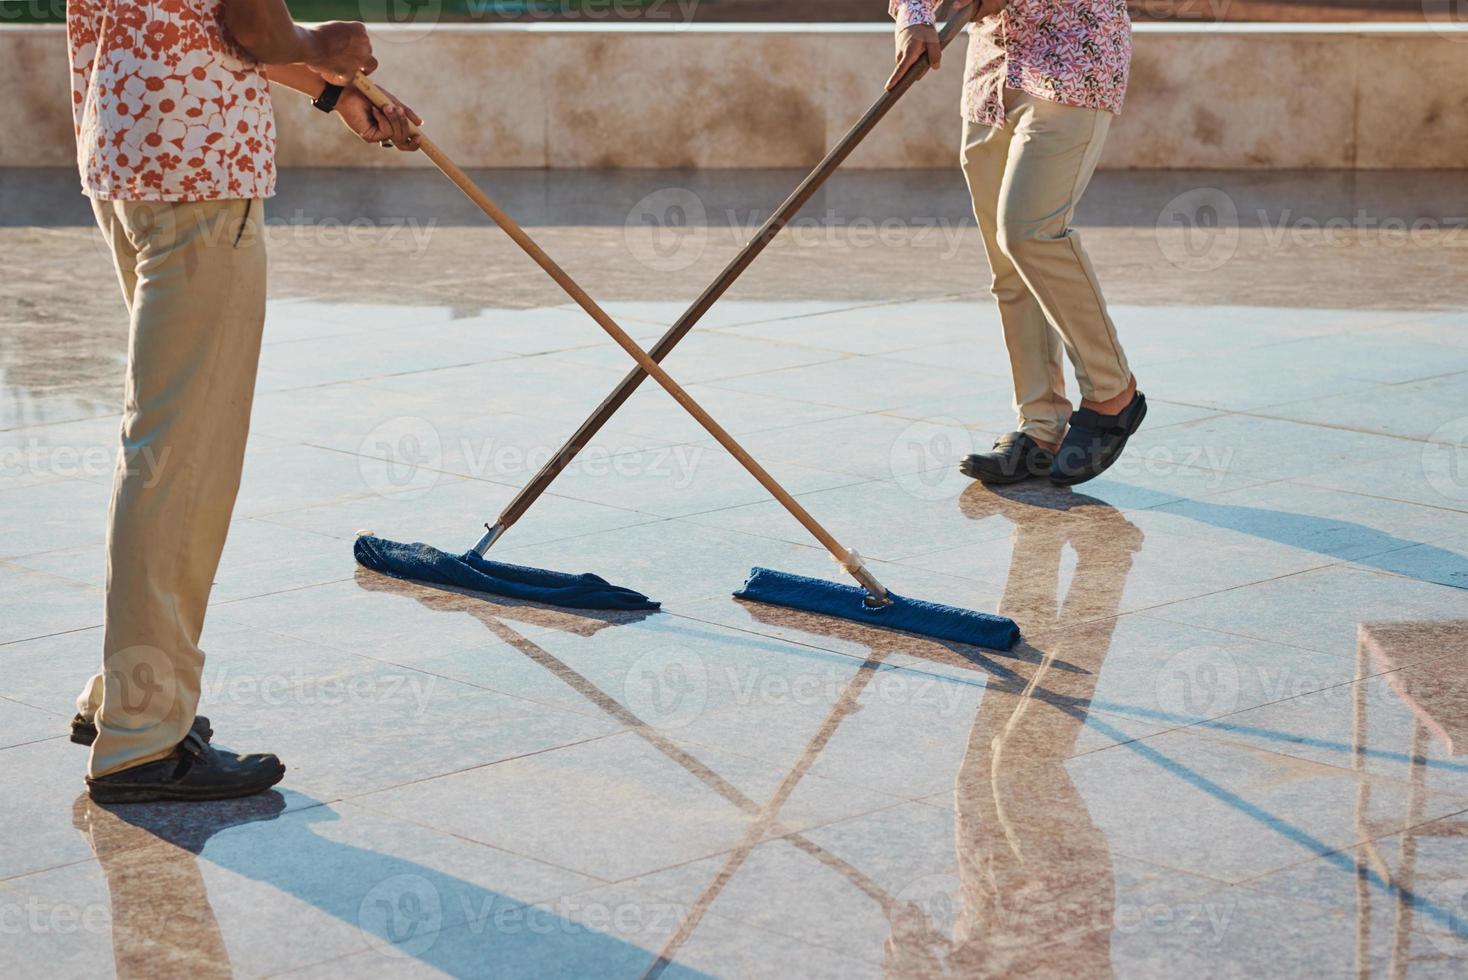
471, 610, 903, 913
642, 661, 885, 979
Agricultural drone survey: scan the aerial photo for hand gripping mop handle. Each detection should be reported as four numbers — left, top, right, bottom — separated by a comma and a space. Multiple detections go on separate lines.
477, 0, 979, 554
350, 73, 894, 605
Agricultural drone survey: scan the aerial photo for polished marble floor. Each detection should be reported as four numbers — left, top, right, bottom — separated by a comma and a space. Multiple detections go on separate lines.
3, 169, 1468, 978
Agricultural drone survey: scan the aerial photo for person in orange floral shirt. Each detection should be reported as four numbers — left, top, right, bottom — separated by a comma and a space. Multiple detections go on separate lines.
890, 0, 1145, 487
67, 0, 421, 803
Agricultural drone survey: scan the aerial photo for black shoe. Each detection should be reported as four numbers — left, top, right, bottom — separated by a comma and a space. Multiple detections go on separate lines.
86, 730, 285, 804
960, 432, 1055, 485
71, 713, 213, 748
1050, 392, 1148, 486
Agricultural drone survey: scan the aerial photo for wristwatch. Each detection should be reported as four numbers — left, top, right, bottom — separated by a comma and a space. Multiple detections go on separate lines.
312, 82, 344, 114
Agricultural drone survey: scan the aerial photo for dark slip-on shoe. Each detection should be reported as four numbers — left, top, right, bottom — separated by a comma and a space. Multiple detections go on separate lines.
86, 730, 285, 804
71, 713, 213, 748
1051, 392, 1148, 486
960, 432, 1055, 485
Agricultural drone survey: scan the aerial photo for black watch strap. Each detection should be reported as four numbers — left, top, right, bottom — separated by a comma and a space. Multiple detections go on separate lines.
312, 82, 344, 114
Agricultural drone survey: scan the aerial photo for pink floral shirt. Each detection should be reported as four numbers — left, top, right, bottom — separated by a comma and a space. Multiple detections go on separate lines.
891, 0, 1131, 127
67, 0, 276, 201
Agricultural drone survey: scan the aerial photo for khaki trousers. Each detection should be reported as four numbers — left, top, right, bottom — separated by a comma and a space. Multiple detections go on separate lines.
960, 88, 1130, 445
77, 198, 267, 778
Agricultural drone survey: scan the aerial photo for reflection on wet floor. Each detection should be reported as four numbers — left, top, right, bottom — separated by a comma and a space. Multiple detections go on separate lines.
4, 169, 1468, 976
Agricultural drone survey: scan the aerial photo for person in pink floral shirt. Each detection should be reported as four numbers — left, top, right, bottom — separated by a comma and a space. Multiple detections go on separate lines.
67, 0, 422, 803
890, 0, 1145, 487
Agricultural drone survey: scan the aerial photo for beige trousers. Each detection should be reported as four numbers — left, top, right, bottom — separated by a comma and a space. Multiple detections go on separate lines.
77, 198, 267, 778
960, 88, 1130, 445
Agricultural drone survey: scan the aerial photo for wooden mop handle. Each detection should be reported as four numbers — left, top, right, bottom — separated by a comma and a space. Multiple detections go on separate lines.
348, 73, 885, 597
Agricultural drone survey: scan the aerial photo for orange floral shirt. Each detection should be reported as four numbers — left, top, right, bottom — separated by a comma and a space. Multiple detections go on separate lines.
67, 0, 276, 201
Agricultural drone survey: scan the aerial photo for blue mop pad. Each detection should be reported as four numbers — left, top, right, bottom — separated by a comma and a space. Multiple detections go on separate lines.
734, 567, 1020, 651
354, 535, 660, 611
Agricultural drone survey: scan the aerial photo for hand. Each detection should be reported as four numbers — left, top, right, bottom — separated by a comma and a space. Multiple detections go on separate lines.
334, 85, 422, 152
884, 0, 1006, 93
303, 21, 377, 86
886, 23, 941, 92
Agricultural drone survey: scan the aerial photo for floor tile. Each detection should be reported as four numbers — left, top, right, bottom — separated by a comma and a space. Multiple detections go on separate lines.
1147, 564, 1468, 659
1059, 728, 1468, 885
353, 731, 899, 883
1, 795, 601, 978
0, 563, 102, 646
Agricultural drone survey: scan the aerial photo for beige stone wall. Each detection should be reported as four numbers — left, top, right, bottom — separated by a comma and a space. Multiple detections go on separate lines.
4, 23, 1465, 171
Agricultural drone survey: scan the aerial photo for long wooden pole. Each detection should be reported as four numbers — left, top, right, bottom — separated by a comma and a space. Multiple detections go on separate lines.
352, 72, 892, 602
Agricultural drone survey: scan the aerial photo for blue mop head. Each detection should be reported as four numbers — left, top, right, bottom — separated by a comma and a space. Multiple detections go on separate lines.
734, 567, 1019, 650
354, 535, 660, 611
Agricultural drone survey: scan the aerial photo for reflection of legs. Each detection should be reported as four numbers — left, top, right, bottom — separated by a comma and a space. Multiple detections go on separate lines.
995, 90, 1131, 408
951, 506, 1140, 970
73, 796, 233, 979
78, 199, 267, 778
962, 118, 1071, 447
